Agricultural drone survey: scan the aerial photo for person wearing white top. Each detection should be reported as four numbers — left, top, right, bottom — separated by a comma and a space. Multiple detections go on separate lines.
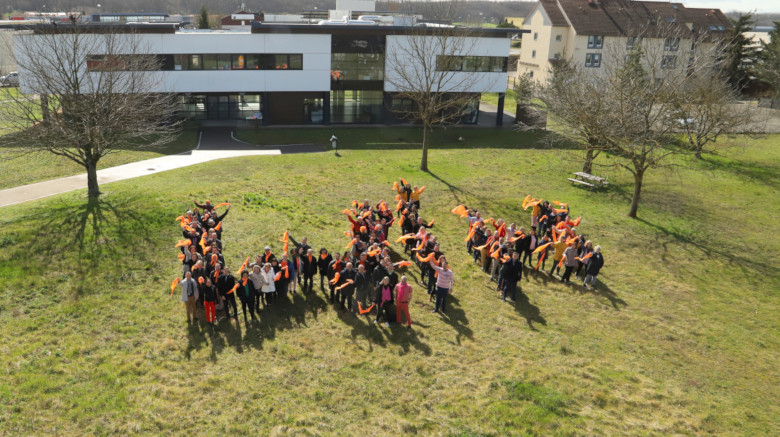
260, 263, 276, 305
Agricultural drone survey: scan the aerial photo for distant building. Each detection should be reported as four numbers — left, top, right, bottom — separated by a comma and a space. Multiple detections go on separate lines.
220, 11, 264, 30
517, 0, 732, 83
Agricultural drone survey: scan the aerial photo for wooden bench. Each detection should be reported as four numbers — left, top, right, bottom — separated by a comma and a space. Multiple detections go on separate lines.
569, 172, 609, 190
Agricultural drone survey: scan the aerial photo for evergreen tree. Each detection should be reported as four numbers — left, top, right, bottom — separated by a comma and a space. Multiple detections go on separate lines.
724, 13, 755, 90
198, 6, 210, 29
756, 22, 780, 96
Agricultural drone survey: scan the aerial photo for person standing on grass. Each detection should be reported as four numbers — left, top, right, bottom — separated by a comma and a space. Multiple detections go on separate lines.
317, 248, 333, 292
237, 270, 257, 323
180, 271, 199, 323
300, 248, 318, 293
260, 263, 276, 304
374, 276, 394, 327
217, 266, 238, 318
249, 265, 266, 310
561, 243, 578, 284
395, 276, 414, 329
201, 278, 218, 325
500, 251, 522, 301
583, 246, 604, 289
549, 234, 567, 277
338, 262, 356, 312
354, 263, 371, 315
428, 258, 454, 314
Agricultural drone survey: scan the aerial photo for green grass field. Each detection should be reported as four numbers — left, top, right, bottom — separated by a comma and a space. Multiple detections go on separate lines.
0, 131, 777, 435
0, 129, 198, 190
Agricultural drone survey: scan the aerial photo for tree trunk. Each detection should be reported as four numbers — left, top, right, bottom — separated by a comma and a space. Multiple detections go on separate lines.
582, 148, 595, 174
40, 95, 50, 123
86, 159, 101, 199
420, 125, 429, 172
694, 144, 703, 159
628, 170, 644, 218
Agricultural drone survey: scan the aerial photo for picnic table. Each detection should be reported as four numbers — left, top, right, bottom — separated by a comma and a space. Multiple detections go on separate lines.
568, 172, 609, 189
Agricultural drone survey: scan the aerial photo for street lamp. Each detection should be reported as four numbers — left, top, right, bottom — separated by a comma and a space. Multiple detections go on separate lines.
330, 134, 338, 154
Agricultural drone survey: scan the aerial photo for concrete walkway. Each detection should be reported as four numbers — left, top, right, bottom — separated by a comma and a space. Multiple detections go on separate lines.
0, 127, 323, 208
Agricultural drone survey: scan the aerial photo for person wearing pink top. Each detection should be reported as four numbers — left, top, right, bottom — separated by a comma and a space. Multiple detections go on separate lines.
395, 276, 414, 329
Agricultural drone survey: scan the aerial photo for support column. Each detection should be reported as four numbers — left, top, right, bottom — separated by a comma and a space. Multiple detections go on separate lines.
323, 91, 331, 125
496, 93, 505, 127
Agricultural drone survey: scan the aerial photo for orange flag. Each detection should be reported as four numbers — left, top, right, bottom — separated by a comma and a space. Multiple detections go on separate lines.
367, 248, 381, 257
177, 253, 185, 261
345, 238, 357, 249
464, 227, 476, 242
175, 215, 184, 223
558, 256, 566, 269
400, 178, 408, 185
521, 195, 532, 209
214, 203, 230, 209
396, 234, 417, 243
570, 216, 582, 227
575, 253, 593, 262
274, 272, 282, 281
393, 181, 398, 191
281, 231, 289, 252
184, 225, 195, 233
214, 222, 222, 231
450, 204, 468, 218
382, 241, 391, 247
509, 233, 526, 243
416, 253, 435, 263
170, 277, 180, 296
553, 201, 568, 207
532, 242, 552, 254
228, 284, 238, 294
329, 273, 341, 285
335, 280, 354, 291
427, 220, 435, 227
198, 277, 204, 284
536, 252, 546, 271
358, 302, 375, 314
394, 260, 413, 268
175, 240, 191, 248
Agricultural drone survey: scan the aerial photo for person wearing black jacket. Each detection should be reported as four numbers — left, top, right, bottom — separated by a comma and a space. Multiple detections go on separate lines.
583, 246, 604, 289
500, 251, 523, 301
338, 262, 356, 312
216, 266, 237, 318
299, 248, 318, 293
317, 248, 333, 291
237, 271, 256, 322
353, 264, 371, 315
522, 228, 538, 268
373, 276, 394, 326
327, 256, 344, 303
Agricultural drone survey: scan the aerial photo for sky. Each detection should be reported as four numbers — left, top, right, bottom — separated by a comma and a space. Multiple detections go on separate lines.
654, 0, 780, 13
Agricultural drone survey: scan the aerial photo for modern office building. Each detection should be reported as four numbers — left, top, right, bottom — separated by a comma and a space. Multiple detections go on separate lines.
13, 21, 518, 125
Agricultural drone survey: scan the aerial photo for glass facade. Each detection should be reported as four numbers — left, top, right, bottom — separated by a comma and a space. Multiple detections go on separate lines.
88, 54, 303, 71
436, 56, 508, 72
330, 90, 383, 123
175, 94, 262, 120
331, 53, 384, 81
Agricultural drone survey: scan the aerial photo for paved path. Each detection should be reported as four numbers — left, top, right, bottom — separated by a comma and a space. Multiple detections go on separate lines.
0, 128, 322, 208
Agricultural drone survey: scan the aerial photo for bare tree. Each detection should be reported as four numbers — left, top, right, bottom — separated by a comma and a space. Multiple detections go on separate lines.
671, 73, 758, 159
536, 23, 738, 218
384, 1, 491, 172
0, 24, 179, 199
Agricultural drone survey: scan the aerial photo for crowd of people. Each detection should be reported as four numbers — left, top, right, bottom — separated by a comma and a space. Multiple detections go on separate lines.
454, 195, 605, 303
172, 179, 456, 329
171, 185, 604, 328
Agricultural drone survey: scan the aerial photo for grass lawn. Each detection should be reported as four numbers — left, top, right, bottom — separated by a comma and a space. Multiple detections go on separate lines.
0, 128, 198, 190
235, 125, 548, 150
0, 133, 777, 435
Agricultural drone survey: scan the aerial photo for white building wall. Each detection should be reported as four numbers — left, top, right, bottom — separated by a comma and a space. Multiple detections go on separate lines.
16, 31, 333, 93
384, 35, 509, 93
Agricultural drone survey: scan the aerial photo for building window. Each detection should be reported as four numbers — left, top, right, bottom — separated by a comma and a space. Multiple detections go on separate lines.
533, 32, 538, 41
436, 56, 508, 73
555, 35, 562, 42
531, 50, 536, 59
661, 55, 677, 69
587, 35, 604, 49
626, 36, 642, 50
529, 71, 534, 78
664, 37, 680, 51
585, 53, 601, 68
331, 52, 384, 81
330, 90, 383, 123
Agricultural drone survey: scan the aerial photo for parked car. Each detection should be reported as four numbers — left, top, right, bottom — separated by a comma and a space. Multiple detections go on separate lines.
0, 71, 19, 87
